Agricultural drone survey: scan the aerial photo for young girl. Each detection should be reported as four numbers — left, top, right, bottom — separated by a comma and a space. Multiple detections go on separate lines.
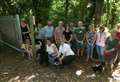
85, 25, 96, 62
96, 26, 107, 65
46, 39, 59, 65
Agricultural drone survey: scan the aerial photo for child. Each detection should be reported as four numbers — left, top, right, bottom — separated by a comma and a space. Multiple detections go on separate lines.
96, 26, 107, 65
85, 25, 96, 62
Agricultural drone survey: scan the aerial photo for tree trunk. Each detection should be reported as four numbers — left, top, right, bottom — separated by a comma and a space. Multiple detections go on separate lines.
64, 0, 69, 24
84, 0, 96, 29
95, 0, 104, 26
32, 0, 52, 25
110, 0, 117, 29
80, 0, 88, 21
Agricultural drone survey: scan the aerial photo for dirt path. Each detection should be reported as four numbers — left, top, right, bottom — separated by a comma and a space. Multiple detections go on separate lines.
0, 47, 120, 82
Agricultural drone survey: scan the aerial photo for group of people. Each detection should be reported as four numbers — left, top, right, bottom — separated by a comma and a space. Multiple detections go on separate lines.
20, 20, 120, 70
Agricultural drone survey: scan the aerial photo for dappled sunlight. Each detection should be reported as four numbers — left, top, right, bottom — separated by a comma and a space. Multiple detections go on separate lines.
75, 70, 83, 76
106, 62, 120, 82
7, 74, 36, 82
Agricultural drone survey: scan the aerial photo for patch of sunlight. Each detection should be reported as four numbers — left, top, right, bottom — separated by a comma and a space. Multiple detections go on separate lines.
112, 69, 120, 81
75, 70, 83, 76
2, 72, 9, 75
118, 62, 120, 66
108, 77, 113, 82
105, 27, 111, 37
86, 73, 96, 78
24, 74, 36, 81
8, 76, 20, 82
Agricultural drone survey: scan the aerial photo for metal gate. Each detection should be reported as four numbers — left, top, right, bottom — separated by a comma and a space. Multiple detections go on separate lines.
0, 15, 22, 50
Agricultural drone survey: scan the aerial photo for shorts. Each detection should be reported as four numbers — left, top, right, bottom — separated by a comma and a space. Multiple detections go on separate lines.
77, 42, 85, 49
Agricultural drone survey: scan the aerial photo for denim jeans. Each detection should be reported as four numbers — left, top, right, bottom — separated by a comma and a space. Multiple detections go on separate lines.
96, 45, 105, 62
48, 54, 56, 65
86, 44, 94, 58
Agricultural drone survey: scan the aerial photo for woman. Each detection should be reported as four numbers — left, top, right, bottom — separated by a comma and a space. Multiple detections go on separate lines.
46, 39, 59, 65
85, 25, 96, 62
54, 21, 65, 46
58, 38, 75, 65
63, 24, 73, 44
21, 21, 31, 43
96, 26, 107, 65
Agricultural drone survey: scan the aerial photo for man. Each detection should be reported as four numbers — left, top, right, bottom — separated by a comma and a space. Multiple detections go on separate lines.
43, 21, 54, 40
34, 23, 42, 44
54, 21, 65, 46
74, 21, 85, 56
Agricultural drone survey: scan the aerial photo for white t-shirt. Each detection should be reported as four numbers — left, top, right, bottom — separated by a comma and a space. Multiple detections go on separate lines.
59, 43, 75, 56
46, 44, 55, 54
96, 32, 107, 47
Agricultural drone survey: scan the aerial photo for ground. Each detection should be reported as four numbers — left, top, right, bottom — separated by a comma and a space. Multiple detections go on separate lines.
0, 46, 120, 82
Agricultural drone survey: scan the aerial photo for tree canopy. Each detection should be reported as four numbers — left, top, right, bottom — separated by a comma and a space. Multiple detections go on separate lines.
0, 0, 120, 28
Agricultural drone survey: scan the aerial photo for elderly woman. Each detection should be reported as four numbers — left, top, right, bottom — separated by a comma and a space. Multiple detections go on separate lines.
58, 38, 75, 65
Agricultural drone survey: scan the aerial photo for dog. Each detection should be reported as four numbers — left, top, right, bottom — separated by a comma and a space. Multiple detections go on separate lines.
36, 40, 49, 65
92, 64, 105, 73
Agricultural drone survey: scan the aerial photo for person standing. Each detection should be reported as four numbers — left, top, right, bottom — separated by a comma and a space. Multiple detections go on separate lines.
96, 26, 107, 65
85, 25, 96, 62
74, 21, 85, 56
63, 24, 73, 45
34, 23, 42, 44
43, 21, 54, 40
21, 21, 31, 44
54, 21, 65, 46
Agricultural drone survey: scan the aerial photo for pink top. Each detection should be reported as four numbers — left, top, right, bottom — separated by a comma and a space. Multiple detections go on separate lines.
96, 32, 107, 47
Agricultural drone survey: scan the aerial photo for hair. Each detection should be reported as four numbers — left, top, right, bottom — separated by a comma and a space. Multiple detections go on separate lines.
99, 26, 105, 32
117, 23, 120, 29
88, 24, 94, 31
65, 24, 70, 30
46, 38, 53, 43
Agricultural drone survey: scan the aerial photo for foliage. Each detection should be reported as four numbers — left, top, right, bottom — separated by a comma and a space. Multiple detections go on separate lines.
0, 0, 120, 28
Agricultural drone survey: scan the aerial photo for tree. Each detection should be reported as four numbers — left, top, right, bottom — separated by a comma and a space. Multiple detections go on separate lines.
32, 0, 52, 24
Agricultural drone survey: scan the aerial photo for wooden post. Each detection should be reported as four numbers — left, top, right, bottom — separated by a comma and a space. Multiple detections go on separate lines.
29, 10, 36, 60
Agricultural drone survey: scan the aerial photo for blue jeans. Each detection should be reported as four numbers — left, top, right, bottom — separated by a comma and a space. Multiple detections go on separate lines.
48, 54, 56, 65
96, 45, 105, 62
86, 44, 94, 58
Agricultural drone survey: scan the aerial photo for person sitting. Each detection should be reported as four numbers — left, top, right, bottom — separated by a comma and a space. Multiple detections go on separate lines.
21, 39, 33, 60
105, 23, 120, 69
58, 38, 75, 66
46, 39, 59, 65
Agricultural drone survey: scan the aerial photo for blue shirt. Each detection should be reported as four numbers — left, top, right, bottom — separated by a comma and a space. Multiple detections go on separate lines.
44, 25, 54, 38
